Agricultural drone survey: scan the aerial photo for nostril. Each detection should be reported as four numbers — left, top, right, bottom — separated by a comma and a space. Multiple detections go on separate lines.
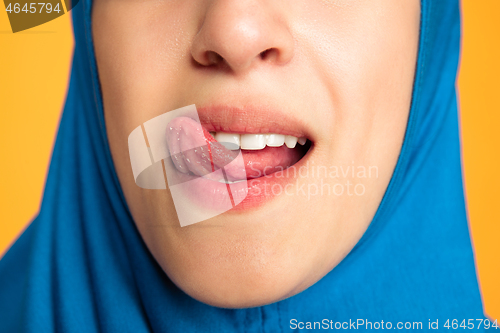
206, 51, 224, 66
259, 49, 273, 61
260, 48, 283, 63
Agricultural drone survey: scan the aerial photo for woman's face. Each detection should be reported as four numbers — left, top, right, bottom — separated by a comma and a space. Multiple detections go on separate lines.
93, 0, 420, 308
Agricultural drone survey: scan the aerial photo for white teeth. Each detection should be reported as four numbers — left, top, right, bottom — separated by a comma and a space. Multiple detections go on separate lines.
214, 132, 240, 150
266, 134, 285, 147
284, 135, 298, 148
213, 132, 303, 150
241, 134, 267, 150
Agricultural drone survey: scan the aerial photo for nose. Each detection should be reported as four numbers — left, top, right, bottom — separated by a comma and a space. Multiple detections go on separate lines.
191, 0, 294, 74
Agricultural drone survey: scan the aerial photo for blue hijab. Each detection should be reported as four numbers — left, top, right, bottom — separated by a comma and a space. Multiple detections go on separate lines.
0, 0, 486, 331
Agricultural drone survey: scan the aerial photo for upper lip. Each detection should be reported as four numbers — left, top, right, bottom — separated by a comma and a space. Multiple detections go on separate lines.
196, 104, 313, 140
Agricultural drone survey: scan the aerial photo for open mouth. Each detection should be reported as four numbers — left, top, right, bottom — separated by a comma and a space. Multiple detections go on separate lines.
166, 116, 313, 184
156, 104, 315, 224
127, 104, 315, 225
209, 132, 311, 180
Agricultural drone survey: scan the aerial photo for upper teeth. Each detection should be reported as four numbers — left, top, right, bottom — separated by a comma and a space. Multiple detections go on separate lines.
212, 132, 306, 150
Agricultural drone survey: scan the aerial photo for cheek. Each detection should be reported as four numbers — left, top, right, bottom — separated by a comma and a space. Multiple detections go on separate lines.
93, 4, 197, 238
294, 0, 419, 149
297, 2, 418, 104
92, 0, 199, 126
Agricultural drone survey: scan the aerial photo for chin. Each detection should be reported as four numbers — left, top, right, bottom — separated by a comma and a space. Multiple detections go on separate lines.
164, 245, 309, 309
146, 210, 324, 309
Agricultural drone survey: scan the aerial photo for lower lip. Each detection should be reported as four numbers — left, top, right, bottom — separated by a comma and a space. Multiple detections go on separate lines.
170, 147, 312, 214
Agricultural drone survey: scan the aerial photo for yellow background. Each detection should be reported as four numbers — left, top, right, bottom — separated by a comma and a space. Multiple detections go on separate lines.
1, 1, 499, 320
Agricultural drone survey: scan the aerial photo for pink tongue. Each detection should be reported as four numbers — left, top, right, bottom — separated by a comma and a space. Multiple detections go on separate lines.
166, 117, 246, 181
166, 117, 306, 181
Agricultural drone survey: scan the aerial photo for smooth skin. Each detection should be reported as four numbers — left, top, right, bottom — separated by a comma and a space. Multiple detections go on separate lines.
92, 0, 420, 308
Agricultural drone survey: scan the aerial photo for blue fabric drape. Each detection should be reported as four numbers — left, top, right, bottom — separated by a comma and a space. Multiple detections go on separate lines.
0, 0, 486, 331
